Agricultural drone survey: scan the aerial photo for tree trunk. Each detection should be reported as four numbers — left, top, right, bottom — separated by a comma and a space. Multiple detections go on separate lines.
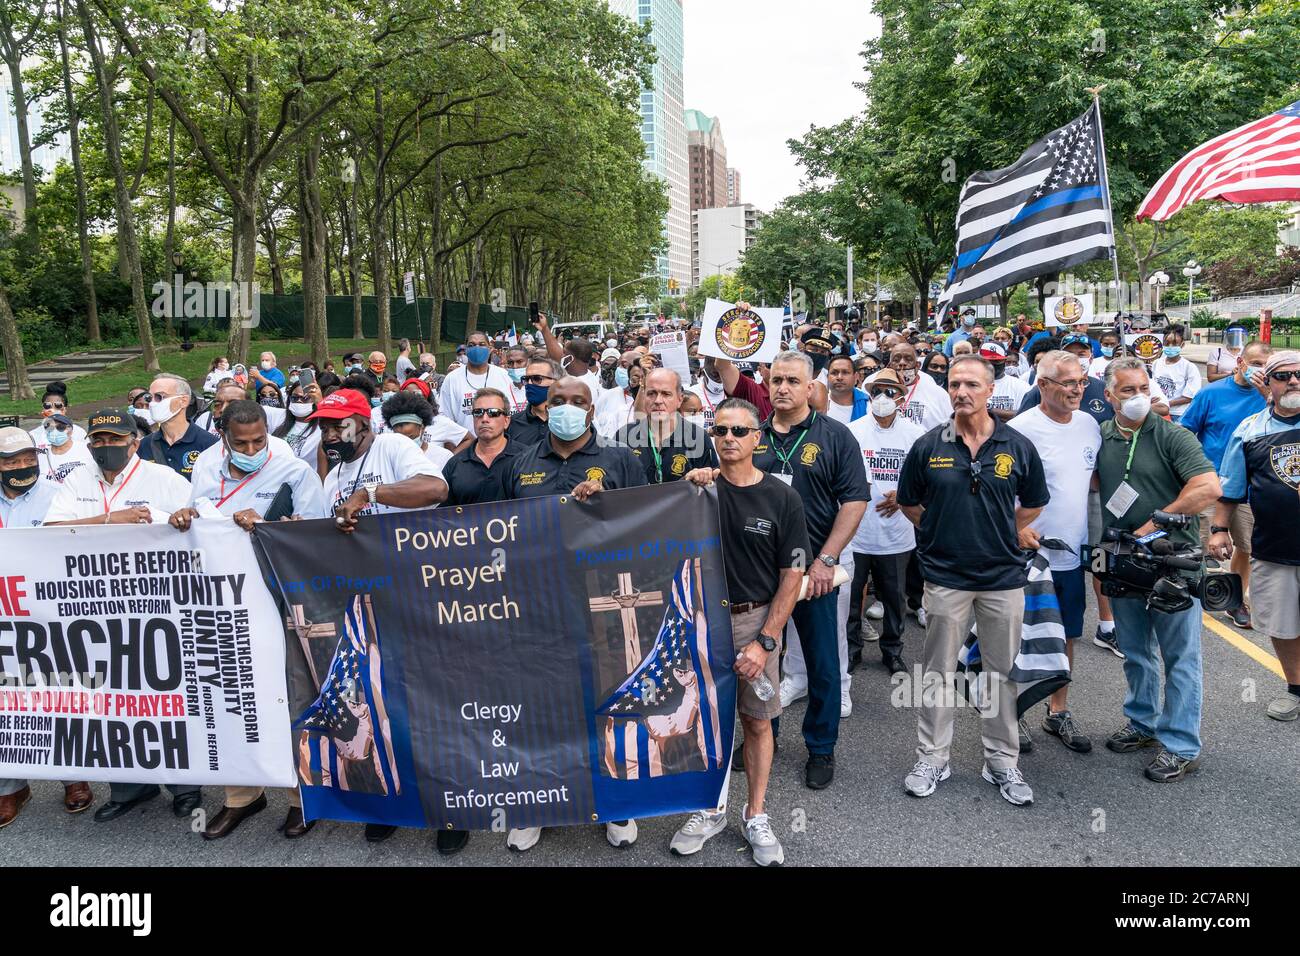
372, 86, 392, 356
345, 179, 363, 339
77, 0, 158, 372
55, 0, 98, 342
464, 236, 484, 336
300, 133, 329, 365
0, 279, 33, 400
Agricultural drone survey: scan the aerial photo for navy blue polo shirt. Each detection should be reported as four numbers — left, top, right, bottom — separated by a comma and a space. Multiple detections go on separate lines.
1019, 377, 1113, 425
751, 410, 870, 555
897, 417, 1049, 591
501, 430, 647, 499
442, 438, 523, 506
614, 416, 718, 485
506, 407, 548, 447
137, 422, 218, 481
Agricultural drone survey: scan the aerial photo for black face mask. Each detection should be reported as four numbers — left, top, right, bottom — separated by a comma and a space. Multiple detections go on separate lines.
91, 444, 132, 474
1, 464, 39, 494
628, 384, 641, 399
322, 439, 358, 464
808, 352, 830, 376
993, 362, 1005, 380
929, 370, 948, 388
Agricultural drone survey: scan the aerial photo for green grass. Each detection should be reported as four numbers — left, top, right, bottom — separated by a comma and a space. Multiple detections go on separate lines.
0, 337, 453, 417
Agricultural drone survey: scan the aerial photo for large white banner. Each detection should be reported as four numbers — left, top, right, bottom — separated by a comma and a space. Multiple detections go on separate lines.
697, 298, 784, 365
0, 521, 294, 786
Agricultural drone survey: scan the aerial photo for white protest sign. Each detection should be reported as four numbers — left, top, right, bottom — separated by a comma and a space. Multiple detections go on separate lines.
649, 330, 690, 381
403, 271, 416, 305
697, 298, 783, 365
1045, 293, 1093, 327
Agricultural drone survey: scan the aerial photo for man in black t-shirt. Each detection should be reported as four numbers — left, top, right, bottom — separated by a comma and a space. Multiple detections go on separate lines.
897, 355, 1049, 808
614, 369, 717, 484
671, 398, 807, 866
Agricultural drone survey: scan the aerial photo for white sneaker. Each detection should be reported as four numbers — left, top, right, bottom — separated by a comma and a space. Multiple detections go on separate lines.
507, 826, 542, 852
742, 810, 784, 866
903, 760, 950, 797
606, 818, 638, 847
841, 695, 852, 718
779, 677, 808, 708
915, 607, 928, 628
861, 621, 880, 642
866, 600, 884, 620
668, 810, 726, 856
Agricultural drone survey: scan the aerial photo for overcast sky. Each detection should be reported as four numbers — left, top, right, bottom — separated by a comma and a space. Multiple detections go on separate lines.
682, 1, 880, 213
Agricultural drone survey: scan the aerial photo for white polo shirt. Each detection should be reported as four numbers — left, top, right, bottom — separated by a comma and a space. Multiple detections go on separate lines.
44, 454, 192, 524
189, 435, 327, 519
322, 433, 441, 517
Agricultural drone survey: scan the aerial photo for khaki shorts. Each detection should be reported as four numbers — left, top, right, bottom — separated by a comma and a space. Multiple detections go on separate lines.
1200, 502, 1253, 554
732, 605, 782, 720
1248, 559, 1300, 640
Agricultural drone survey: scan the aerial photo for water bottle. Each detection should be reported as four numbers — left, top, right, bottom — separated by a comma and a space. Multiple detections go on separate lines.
738, 652, 775, 701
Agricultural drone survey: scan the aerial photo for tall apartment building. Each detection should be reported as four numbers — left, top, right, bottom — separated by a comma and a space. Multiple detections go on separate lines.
726, 167, 742, 205
692, 203, 761, 287
685, 109, 727, 211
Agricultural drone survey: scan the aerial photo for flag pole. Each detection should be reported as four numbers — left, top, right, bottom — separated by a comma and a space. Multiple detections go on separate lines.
1088, 84, 1125, 343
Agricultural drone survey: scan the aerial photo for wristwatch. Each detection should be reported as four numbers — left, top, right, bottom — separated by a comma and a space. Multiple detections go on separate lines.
364, 481, 379, 507
1209, 525, 1230, 534
817, 553, 837, 568
755, 634, 777, 653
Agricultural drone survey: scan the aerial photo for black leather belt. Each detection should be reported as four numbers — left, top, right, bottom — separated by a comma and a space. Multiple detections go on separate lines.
730, 601, 769, 615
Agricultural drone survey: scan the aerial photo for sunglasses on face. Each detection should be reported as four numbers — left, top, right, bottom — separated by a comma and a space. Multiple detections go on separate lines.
42, 402, 66, 411
149, 391, 176, 403
711, 425, 758, 438
522, 375, 554, 385
1269, 370, 1300, 383
44, 422, 69, 432
471, 408, 508, 419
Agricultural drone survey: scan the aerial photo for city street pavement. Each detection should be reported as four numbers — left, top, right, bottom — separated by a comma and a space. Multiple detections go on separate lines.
13, 598, 1297, 867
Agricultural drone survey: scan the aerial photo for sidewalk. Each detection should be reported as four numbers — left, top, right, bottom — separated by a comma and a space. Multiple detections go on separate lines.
3, 346, 144, 430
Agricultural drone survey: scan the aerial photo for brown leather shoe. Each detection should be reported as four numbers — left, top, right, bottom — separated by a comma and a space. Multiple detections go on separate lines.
201, 794, 267, 841
63, 782, 94, 814
0, 786, 31, 829
280, 806, 315, 839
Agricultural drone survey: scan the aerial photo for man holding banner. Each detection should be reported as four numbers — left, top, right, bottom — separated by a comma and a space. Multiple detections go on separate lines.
169, 399, 327, 840
44, 410, 203, 823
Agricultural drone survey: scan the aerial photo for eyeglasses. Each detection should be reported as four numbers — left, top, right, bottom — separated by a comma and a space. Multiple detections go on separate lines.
1269, 370, 1300, 383
711, 425, 758, 438
869, 389, 904, 400
42, 402, 66, 410
969, 460, 982, 495
522, 375, 554, 385
149, 392, 175, 403
44, 422, 69, 432
1042, 376, 1087, 391
471, 408, 508, 418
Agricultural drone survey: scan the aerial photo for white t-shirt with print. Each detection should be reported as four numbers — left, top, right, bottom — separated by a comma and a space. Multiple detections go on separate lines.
898, 372, 953, 432
987, 374, 1030, 413
438, 365, 516, 430
687, 378, 727, 430
322, 433, 440, 516
1153, 357, 1201, 419
847, 413, 925, 555
37, 442, 95, 486
1008, 407, 1101, 571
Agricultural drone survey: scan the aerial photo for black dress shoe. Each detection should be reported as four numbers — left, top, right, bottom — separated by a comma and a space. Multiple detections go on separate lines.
883, 654, 908, 675
172, 792, 202, 818
805, 753, 835, 790
281, 806, 316, 839
202, 795, 267, 840
847, 650, 862, 673
93, 785, 161, 823
436, 828, 470, 856
365, 823, 398, 843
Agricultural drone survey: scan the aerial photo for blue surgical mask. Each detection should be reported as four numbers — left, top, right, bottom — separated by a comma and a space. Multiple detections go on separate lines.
507, 367, 524, 384
370, 396, 383, 408
466, 345, 490, 366
615, 367, 630, 389
46, 427, 69, 448
547, 403, 589, 440
228, 445, 269, 473
963, 316, 976, 328
1101, 346, 1115, 358
1163, 346, 1181, 358
525, 382, 550, 407
382, 391, 396, 403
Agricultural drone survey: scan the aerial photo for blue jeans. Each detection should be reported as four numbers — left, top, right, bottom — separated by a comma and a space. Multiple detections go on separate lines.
775, 589, 841, 755
1110, 597, 1203, 759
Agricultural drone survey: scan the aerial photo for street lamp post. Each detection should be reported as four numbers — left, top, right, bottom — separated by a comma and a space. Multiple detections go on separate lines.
1182, 259, 1202, 314
171, 251, 194, 352
1148, 270, 1170, 312
608, 272, 659, 325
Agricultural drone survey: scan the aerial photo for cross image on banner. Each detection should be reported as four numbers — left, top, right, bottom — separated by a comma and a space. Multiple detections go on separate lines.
1045, 293, 1094, 327
697, 298, 783, 365
0, 521, 294, 787
253, 482, 736, 831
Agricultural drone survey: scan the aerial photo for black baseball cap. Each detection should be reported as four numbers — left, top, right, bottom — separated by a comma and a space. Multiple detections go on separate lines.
86, 409, 134, 436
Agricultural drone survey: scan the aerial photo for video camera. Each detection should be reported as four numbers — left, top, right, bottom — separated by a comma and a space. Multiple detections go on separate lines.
1087, 511, 1242, 614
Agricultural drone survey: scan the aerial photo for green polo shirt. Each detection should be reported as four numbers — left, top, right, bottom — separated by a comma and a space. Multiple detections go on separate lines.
1097, 413, 1213, 548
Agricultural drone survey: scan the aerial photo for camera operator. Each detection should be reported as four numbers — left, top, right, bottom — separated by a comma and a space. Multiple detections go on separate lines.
1212, 350, 1300, 723
1097, 357, 1221, 782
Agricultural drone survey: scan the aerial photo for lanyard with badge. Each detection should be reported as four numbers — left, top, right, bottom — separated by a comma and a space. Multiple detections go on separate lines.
767, 413, 815, 486
1105, 421, 1142, 518
99, 458, 142, 513
216, 451, 273, 509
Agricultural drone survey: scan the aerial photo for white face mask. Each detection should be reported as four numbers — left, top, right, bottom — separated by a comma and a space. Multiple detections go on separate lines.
260, 360, 274, 370
149, 396, 180, 425
870, 394, 898, 418
289, 402, 315, 418
1120, 394, 1151, 421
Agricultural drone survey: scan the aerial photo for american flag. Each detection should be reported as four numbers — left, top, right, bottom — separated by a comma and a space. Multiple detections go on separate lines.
596, 559, 722, 780
1136, 101, 1300, 221
932, 101, 1115, 323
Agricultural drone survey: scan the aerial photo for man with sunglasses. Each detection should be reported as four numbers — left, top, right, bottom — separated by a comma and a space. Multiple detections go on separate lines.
614, 368, 717, 485
1213, 351, 1300, 723
441, 389, 524, 506
507, 358, 562, 447
136, 373, 217, 480
897, 355, 1048, 806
